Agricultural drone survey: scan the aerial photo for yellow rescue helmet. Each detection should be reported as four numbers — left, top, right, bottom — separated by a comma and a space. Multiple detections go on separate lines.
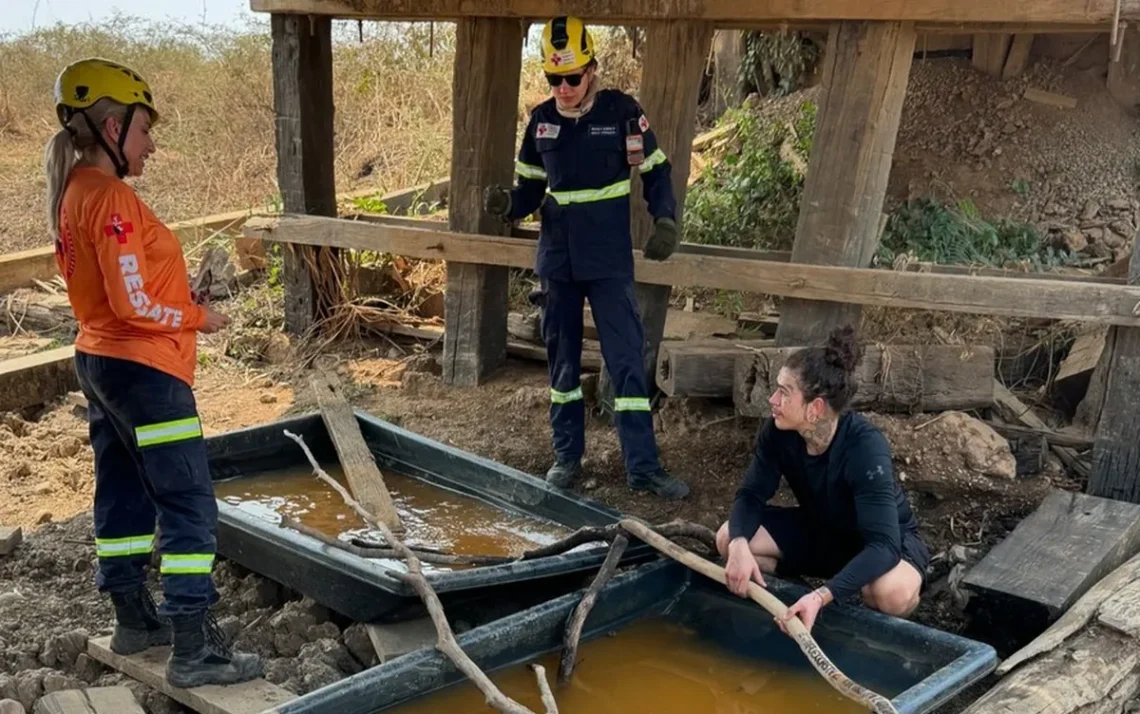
53, 57, 158, 128
541, 16, 595, 74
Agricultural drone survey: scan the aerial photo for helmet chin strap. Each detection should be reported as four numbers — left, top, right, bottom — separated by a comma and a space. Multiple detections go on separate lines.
77, 104, 137, 179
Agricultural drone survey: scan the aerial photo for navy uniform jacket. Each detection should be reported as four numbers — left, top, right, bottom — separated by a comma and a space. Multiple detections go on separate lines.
507, 89, 676, 282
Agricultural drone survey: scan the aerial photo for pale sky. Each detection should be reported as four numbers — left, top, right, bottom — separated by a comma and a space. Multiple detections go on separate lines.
1, 0, 259, 34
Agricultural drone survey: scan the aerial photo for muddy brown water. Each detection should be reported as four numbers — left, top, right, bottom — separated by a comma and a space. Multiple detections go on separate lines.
213, 464, 571, 563
385, 619, 866, 713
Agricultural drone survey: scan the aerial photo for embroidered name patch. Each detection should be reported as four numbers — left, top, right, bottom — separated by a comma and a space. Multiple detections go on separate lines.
589, 124, 619, 137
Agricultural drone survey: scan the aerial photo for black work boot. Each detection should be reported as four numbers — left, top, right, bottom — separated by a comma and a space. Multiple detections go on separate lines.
110, 588, 171, 655
166, 611, 262, 689
629, 467, 690, 499
545, 459, 582, 489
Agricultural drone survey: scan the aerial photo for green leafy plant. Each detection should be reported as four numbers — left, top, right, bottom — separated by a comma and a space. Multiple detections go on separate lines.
683, 101, 816, 251
877, 196, 1076, 269
351, 194, 389, 214
740, 31, 821, 97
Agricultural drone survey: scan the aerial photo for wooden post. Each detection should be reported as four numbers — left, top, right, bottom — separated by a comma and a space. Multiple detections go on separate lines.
271, 13, 337, 335
711, 30, 746, 118
441, 18, 524, 386
1088, 237, 1140, 502
774, 21, 916, 347
972, 33, 1013, 75
596, 21, 714, 416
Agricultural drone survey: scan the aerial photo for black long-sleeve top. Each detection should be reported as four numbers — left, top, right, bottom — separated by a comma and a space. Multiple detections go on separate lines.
728, 412, 919, 601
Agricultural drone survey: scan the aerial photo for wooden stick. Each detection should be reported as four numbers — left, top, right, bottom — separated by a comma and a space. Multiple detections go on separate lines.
618, 519, 899, 714
558, 534, 629, 686
283, 429, 556, 714
531, 665, 559, 714
278, 517, 514, 567
519, 520, 717, 561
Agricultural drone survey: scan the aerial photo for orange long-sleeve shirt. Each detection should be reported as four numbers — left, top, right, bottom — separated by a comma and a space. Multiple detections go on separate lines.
56, 166, 207, 386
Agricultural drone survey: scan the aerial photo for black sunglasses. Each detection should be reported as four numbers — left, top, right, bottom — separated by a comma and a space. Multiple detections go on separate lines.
546, 73, 586, 87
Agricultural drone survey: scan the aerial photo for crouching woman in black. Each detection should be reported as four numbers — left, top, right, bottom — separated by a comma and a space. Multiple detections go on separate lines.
715, 327, 929, 631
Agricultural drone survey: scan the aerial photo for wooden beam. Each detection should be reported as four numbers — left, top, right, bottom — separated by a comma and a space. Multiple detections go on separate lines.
1002, 33, 1036, 77
310, 371, 403, 533
0, 346, 78, 413
243, 215, 1140, 327
1088, 234, 1140, 502
657, 338, 774, 398
87, 636, 296, 714
775, 21, 916, 346
441, 17, 523, 387
248, 0, 1140, 25
985, 421, 1094, 451
993, 381, 1089, 479
596, 20, 713, 416
734, 343, 995, 416
0, 247, 58, 295
35, 688, 146, 714
972, 32, 1013, 75
961, 490, 1140, 639
271, 13, 337, 335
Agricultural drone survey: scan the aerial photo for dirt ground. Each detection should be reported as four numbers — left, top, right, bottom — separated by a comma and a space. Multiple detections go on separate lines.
0, 334, 1064, 713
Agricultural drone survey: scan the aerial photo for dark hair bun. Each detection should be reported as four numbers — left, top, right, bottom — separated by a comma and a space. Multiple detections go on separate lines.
824, 325, 862, 374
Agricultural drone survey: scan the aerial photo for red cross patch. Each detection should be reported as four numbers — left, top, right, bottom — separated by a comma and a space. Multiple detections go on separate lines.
104, 214, 134, 245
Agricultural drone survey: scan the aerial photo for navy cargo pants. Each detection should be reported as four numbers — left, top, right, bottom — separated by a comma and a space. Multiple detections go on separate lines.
74, 352, 218, 618
543, 277, 660, 476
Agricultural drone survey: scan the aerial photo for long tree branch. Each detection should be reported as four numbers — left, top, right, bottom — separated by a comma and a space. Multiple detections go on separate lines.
618, 519, 898, 714
283, 429, 557, 714
519, 520, 717, 561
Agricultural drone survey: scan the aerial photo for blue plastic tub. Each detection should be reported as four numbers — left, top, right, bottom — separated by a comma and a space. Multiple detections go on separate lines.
205, 410, 654, 624
260, 559, 997, 714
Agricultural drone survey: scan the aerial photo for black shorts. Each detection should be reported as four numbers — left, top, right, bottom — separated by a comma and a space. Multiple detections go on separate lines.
758, 506, 931, 590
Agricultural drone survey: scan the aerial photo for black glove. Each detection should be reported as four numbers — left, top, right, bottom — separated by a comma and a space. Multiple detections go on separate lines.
644, 216, 679, 261
484, 185, 512, 220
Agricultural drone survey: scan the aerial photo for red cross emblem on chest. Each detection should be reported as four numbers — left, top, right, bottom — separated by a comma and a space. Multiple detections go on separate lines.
104, 214, 134, 244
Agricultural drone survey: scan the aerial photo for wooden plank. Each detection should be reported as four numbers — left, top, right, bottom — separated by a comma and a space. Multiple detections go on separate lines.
310, 371, 403, 533
962, 490, 1140, 622
734, 343, 994, 416
34, 687, 145, 714
972, 33, 1012, 75
985, 421, 1094, 450
1056, 327, 1110, 385
244, 215, 1140, 327
0, 526, 22, 556
0, 346, 78, 413
1089, 234, 1140, 503
271, 13, 337, 335
1024, 86, 1079, 108
993, 381, 1089, 479
87, 636, 295, 714
775, 21, 916, 346
441, 17, 523, 387
998, 549, 1140, 675
657, 339, 774, 397
247, 0, 1140, 25
0, 247, 59, 295
1098, 578, 1140, 638
961, 627, 1140, 714
1002, 33, 1035, 77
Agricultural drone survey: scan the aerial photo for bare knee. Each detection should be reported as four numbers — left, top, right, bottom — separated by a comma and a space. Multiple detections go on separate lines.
755, 555, 778, 573
716, 522, 730, 558
864, 582, 920, 617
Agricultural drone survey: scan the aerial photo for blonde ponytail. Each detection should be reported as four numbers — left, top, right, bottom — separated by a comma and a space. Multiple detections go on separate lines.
43, 129, 79, 243
42, 98, 128, 243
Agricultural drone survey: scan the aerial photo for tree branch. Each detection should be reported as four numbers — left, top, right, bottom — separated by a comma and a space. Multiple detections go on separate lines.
519, 520, 717, 562
283, 429, 557, 714
618, 518, 899, 714
558, 533, 629, 686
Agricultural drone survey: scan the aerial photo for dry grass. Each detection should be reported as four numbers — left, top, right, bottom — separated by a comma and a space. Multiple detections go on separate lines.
0, 18, 639, 255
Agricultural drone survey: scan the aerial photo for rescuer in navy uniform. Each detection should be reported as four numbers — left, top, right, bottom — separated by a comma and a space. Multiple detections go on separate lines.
484, 16, 689, 499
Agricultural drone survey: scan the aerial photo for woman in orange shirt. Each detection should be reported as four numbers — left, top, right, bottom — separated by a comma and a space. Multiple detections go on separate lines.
44, 58, 260, 688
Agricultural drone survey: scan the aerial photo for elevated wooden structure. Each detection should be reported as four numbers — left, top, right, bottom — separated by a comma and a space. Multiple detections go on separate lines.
249, 1, 1140, 496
